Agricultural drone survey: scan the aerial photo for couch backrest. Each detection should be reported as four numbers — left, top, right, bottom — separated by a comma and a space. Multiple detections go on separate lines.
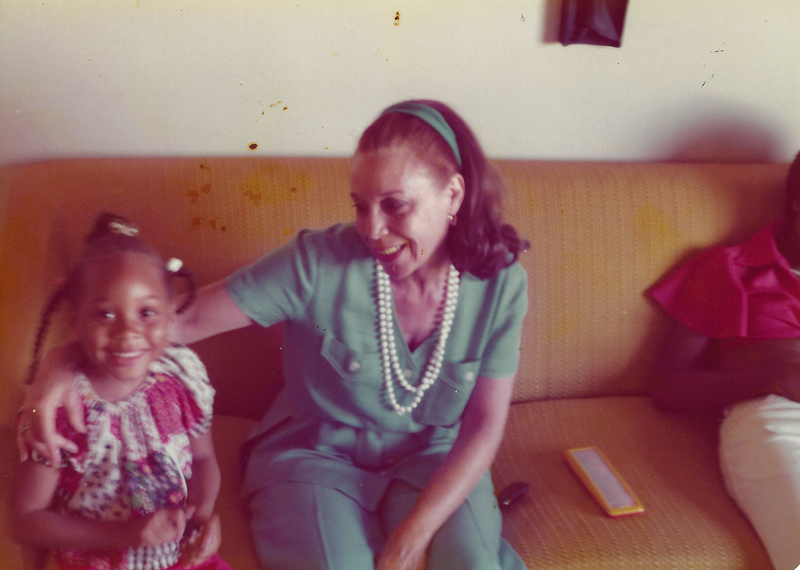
0, 158, 788, 423
509, 161, 786, 402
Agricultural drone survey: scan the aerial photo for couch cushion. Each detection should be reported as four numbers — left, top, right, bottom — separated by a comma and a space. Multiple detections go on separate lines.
0, 401, 773, 569
493, 396, 771, 569
210, 414, 260, 570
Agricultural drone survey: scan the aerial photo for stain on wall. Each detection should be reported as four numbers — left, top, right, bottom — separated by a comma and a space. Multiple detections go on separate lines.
190, 216, 227, 232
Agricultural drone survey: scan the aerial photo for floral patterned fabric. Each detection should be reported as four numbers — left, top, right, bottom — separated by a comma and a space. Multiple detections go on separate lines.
35, 346, 215, 570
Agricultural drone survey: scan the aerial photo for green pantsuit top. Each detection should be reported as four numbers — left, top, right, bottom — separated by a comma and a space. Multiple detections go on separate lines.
226, 224, 528, 569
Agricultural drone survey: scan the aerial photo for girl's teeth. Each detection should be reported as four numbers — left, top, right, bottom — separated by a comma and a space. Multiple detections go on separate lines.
380, 245, 402, 255
113, 351, 143, 358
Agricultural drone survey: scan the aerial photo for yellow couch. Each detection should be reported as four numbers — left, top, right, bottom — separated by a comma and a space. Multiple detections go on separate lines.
0, 157, 788, 569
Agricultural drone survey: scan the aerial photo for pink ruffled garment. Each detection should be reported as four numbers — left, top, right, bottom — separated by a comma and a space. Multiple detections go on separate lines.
36, 346, 219, 570
650, 222, 800, 353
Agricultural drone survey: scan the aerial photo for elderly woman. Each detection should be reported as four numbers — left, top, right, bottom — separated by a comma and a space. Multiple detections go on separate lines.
22, 100, 529, 570
651, 153, 800, 570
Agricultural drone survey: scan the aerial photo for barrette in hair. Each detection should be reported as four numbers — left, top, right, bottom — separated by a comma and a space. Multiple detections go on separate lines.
166, 258, 183, 274
108, 220, 139, 237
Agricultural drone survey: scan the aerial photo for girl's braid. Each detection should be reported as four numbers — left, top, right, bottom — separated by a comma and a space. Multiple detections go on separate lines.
27, 283, 68, 385
174, 265, 197, 315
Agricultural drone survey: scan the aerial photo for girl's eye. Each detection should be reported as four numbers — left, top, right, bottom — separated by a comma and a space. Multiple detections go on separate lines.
141, 308, 158, 318
95, 310, 114, 320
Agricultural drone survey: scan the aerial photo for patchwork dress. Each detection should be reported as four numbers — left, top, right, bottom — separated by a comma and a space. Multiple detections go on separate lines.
36, 346, 227, 570
227, 223, 529, 570
651, 222, 800, 570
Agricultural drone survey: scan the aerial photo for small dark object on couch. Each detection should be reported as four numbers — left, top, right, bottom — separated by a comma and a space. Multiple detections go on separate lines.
498, 482, 531, 508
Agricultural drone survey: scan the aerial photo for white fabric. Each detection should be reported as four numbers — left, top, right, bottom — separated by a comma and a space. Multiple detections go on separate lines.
720, 394, 800, 570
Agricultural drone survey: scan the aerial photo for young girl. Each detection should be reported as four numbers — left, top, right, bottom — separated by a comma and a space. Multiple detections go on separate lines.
11, 214, 231, 570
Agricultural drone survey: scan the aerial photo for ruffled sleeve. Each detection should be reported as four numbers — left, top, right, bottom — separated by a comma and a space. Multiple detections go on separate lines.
650, 245, 748, 339
150, 346, 215, 437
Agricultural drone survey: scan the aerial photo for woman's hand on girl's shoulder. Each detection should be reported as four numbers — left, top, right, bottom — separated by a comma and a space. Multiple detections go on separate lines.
18, 343, 86, 467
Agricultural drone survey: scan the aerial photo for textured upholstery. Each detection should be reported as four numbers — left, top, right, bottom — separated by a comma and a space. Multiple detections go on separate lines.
494, 397, 770, 568
0, 158, 789, 569
506, 162, 785, 402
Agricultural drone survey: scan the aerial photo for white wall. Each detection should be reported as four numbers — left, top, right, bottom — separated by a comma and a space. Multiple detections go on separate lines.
1, 0, 798, 164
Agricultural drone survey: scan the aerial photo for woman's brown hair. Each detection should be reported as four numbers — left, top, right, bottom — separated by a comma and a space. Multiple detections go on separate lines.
357, 99, 529, 279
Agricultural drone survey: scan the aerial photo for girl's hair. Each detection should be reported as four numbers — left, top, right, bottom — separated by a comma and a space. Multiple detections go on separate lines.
787, 151, 800, 216
27, 213, 196, 384
356, 99, 530, 280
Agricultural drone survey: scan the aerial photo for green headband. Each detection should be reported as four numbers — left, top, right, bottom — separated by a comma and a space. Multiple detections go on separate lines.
381, 102, 462, 167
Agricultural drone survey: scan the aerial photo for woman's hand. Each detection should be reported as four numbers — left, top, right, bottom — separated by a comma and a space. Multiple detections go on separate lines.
375, 376, 514, 570
129, 508, 187, 548
180, 512, 222, 568
17, 343, 86, 466
376, 523, 429, 570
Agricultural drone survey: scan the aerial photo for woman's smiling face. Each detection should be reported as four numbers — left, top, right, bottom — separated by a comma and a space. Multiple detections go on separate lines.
351, 146, 463, 281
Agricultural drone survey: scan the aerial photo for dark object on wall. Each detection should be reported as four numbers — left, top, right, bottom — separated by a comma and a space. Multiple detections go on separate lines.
559, 0, 629, 47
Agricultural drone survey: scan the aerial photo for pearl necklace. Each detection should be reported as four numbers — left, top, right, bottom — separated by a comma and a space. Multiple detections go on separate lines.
375, 260, 460, 415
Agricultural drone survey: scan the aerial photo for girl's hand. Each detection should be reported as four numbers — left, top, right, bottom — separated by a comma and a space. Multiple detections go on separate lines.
130, 508, 187, 548
376, 525, 429, 570
180, 513, 222, 568
18, 343, 86, 466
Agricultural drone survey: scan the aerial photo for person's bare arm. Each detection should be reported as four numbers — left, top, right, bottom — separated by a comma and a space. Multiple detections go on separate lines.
11, 460, 186, 551
376, 375, 513, 570
652, 322, 800, 411
181, 430, 223, 566
185, 430, 221, 523
174, 280, 253, 345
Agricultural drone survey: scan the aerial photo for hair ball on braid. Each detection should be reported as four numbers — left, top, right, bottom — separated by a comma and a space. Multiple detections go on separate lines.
86, 213, 140, 242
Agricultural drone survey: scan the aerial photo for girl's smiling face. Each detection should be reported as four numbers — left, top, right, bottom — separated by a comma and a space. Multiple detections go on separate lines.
350, 146, 464, 281
71, 253, 173, 396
